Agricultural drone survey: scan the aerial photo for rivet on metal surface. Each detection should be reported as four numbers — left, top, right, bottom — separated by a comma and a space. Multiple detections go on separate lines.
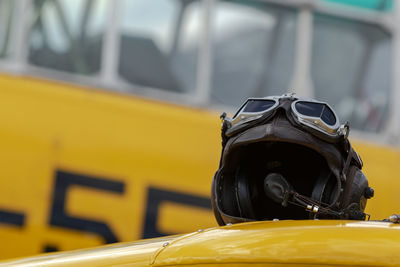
162, 242, 169, 247
389, 214, 400, 223
273, 218, 279, 221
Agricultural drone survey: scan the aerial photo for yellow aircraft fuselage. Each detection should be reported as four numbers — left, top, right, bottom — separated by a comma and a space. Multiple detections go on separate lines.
1, 220, 400, 266
0, 72, 399, 259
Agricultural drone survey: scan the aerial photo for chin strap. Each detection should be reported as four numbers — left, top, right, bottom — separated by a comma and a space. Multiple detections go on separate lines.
284, 190, 368, 220
284, 190, 344, 218
264, 172, 368, 220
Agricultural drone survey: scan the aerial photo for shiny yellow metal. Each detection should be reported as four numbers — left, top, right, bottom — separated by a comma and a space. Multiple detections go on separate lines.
0, 235, 178, 267
2, 220, 400, 266
156, 220, 400, 266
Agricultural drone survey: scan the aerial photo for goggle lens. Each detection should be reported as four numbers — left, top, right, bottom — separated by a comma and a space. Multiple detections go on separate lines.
321, 106, 336, 126
294, 101, 336, 126
243, 99, 276, 113
233, 99, 276, 119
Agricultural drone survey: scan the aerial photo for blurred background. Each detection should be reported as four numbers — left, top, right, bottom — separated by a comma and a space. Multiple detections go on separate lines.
0, 0, 399, 259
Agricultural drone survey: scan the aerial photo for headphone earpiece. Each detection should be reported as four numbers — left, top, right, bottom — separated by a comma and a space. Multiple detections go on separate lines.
235, 167, 256, 219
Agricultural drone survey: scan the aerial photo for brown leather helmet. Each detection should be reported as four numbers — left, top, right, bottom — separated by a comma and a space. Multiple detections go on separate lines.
212, 94, 374, 225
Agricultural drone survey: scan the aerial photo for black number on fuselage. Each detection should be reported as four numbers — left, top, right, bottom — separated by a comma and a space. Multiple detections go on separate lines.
49, 170, 125, 243
0, 210, 25, 227
143, 187, 211, 239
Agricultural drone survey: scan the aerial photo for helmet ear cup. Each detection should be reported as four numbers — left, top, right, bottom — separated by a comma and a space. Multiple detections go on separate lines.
341, 166, 369, 213
311, 169, 339, 206
211, 171, 226, 226
235, 167, 256, 219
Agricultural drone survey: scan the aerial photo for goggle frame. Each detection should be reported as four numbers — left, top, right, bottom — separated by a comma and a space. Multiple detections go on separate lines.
224, 94, 349, 140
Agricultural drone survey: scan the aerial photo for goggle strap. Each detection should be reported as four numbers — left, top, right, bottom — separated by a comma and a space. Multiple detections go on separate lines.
341, 142, 354, 182
344, 122, 350, 139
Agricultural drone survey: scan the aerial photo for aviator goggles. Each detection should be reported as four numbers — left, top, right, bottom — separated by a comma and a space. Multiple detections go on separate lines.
222, 94, 349, 141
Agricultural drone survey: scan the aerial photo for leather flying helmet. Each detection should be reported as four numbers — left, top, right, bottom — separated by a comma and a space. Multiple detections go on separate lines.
211, 94, 374, 225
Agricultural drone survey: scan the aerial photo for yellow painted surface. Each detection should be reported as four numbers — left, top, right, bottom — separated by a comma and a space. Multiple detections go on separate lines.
0, 235, 180, 267
155, 220, 400, 266
353, 141, 400, 219
2, 220, 400, 266
0, 72, 399, 259
0, 73, 220, 258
